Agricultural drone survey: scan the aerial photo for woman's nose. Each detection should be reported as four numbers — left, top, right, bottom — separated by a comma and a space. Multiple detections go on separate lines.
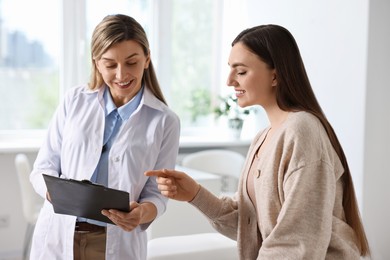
115, 65, 127, 80
226, 73, 237, 87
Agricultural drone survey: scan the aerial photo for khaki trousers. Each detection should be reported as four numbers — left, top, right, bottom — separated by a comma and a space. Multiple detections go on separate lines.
74, 230, 106, 260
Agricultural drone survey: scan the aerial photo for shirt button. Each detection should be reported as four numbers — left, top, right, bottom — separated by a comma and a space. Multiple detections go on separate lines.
248, 217, 251, 224
114, 156, 120, 162
256, 169, 261, 178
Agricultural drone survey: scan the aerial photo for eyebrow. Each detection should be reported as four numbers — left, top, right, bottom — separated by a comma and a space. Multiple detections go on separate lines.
101, 53, 139, 61
228, 62, 248, 68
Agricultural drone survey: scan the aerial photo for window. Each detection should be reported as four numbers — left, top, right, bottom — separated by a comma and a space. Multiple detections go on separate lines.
0, 0, 252, 140
83, 0, 226, 131
0, 0, 60, 130
163, 0, 222, 128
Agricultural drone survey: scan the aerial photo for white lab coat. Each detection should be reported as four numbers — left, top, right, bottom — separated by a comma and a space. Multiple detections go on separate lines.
29, 85, 180, 260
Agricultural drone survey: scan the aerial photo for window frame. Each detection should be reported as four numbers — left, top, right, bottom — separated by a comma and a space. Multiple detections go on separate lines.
61, 0, 88, 98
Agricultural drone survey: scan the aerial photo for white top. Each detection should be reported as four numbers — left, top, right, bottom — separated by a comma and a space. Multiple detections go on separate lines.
29, 85, 180, 260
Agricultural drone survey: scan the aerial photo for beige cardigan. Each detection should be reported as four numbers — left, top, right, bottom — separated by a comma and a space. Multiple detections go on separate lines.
190, 111, 360, 259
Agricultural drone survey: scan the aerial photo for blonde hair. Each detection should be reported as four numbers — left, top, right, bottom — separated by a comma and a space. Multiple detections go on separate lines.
89, 14, 167, 105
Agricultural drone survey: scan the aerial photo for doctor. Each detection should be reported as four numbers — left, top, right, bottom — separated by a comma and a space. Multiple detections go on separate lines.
29, 14, 180, 260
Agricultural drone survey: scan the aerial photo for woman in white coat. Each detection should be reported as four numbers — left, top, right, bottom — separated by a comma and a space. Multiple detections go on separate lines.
29, 14, 180, 260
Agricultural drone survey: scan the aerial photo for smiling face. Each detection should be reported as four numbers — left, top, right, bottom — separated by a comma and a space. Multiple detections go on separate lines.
226, 42, 277, 109
95, 40, 150, 107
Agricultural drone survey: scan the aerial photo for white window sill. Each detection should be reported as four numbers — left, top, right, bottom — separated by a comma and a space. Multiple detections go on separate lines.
0, 127, 252, 153
0, 130, 46, 153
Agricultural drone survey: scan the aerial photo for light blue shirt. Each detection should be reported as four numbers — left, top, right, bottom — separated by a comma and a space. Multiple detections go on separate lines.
30, 84, 180, 260
79, 85, 144, 226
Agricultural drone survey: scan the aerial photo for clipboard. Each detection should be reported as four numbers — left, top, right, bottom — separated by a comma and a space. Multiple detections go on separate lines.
43, 174, 130, 224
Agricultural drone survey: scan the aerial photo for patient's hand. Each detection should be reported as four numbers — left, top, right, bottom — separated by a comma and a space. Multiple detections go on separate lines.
145, 169, 200, 202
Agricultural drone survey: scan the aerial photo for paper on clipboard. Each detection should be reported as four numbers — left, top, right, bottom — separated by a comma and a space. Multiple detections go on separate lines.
43, 174, 130, 224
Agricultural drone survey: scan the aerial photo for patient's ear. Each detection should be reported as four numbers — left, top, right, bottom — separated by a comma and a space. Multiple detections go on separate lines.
271, 71, 277, 87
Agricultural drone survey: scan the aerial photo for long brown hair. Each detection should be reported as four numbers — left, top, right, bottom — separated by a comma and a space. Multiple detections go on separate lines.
89, 14, 167, 105
232, 24, 370, 256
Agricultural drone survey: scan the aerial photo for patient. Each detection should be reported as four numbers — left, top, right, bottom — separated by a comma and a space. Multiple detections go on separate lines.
146, 24, 370, 259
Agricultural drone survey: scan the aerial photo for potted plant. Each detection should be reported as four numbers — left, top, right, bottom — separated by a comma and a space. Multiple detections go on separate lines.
185, 88, 212, 124
214, 94, 249, 138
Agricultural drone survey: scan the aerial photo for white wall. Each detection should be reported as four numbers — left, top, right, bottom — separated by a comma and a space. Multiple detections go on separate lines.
245, 0, 389, 258
363, 0, 390, 259
245, 0, 368, 206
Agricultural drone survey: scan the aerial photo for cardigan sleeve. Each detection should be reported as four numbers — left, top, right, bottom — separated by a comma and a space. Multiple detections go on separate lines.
190, 185, 239, 240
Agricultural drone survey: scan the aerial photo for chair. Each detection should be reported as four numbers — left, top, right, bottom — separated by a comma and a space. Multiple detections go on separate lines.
14, 153, 43, 260
181, 149, 246, 195
147, 233, 238, 260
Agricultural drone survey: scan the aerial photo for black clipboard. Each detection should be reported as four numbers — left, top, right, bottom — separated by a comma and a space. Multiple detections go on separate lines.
43, 174, 130, 224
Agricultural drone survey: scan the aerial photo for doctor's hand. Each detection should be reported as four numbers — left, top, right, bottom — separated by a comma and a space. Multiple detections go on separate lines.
101, 201, 157, 232
46, 191, 52, 203
145, 169, 200, 202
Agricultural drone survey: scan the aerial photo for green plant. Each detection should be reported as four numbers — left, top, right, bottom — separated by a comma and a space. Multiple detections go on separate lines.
185, 88, 212, 122
213, 94, 249, 120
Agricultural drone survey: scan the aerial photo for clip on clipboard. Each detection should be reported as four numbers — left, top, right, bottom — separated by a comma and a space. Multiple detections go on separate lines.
43, 174, 130, 224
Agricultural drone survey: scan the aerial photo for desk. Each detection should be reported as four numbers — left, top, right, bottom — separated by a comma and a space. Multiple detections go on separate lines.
148, 165, 221, 239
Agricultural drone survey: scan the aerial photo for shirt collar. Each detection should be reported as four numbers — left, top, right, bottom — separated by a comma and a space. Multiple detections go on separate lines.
103, 85, 144, 121
140, 86, 167, 112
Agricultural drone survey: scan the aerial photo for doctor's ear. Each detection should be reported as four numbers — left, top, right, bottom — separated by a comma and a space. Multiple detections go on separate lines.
94, 59, 102, 73
144, 51, 151, 70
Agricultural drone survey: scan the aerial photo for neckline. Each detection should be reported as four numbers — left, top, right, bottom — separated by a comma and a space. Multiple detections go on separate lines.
255, 127, 272, 158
